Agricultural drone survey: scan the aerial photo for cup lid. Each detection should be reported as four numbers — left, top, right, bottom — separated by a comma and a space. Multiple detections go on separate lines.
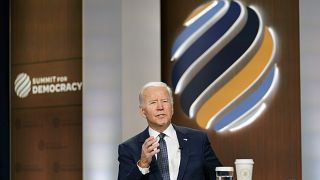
234, 159, 254, 164
215, 166, 234, 171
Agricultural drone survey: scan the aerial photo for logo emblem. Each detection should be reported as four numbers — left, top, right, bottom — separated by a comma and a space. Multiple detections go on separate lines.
14, 73, 32, 98
171, 0, 279, 132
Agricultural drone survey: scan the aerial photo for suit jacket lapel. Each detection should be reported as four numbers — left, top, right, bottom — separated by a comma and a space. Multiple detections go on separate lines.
150, 156, 162, 180
174, 125, 190, 180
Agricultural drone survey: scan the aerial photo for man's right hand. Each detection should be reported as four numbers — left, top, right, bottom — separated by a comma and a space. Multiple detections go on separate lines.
138, 136, 160, 168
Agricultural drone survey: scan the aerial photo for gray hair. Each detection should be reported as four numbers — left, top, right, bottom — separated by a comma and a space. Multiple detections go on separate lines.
139, 82, 173, 106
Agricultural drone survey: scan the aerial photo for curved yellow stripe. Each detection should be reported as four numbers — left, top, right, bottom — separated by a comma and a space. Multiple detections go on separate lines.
184, 1, 214, 24
196, 28, 273, 128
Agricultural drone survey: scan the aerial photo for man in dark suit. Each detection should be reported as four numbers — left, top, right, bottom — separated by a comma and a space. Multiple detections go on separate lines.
118, 82, 221, 180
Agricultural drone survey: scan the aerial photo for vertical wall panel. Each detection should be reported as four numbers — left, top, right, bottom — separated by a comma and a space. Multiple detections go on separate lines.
121, 0, 161, 141
11, 0, 82, 180
300, 0, 320, 179
83, 0, 121, 179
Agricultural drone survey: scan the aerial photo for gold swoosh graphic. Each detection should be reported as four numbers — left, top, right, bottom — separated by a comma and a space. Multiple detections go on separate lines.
196, 28, 274, 128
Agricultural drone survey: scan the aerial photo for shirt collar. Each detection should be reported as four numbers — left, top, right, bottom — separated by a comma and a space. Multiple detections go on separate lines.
148, 124, 176, 139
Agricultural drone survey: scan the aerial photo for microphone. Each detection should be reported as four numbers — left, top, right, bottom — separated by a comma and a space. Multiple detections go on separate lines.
179, 146, 183, 150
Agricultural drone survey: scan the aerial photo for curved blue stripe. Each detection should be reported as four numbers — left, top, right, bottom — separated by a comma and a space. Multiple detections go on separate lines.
172, 1, 241, 89
180, 7, 260, 115
213, 66, 275, 131
172, 1, 241, 90
171, 0, 225, 55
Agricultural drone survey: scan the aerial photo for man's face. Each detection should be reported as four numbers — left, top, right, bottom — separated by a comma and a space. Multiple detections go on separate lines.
140, 86, 173, 132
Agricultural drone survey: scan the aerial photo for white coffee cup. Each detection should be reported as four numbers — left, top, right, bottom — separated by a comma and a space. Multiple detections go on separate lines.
234, 159, 254, 180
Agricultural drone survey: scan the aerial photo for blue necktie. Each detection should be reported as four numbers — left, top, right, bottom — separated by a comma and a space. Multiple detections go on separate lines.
157, 133, 170, 180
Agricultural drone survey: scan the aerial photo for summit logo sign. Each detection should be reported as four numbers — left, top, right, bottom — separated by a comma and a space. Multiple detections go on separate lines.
170, 0, 279, 132
14, 73, 32, 98
14, 72, 83, 99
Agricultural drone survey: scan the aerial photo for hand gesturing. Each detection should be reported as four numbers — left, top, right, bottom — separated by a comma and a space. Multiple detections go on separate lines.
138, 136, 160, 168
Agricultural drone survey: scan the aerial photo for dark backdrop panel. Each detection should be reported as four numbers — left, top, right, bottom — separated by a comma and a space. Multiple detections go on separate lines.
11, 0, 81, 64
0, 0, 9, 179
12, 106, 82, 180
11, 0, 82, 180
161, 0, 301, 179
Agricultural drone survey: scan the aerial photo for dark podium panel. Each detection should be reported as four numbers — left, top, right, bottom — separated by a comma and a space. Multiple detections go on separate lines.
161, 0, 301, 179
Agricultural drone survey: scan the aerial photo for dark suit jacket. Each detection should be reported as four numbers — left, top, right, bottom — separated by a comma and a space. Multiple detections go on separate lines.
118, 124, 222, 180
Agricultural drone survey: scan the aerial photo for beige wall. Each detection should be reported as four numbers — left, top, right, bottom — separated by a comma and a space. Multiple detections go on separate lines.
300, 0, 320, 179
121, 0, 161, 141
83, 0, 160, 179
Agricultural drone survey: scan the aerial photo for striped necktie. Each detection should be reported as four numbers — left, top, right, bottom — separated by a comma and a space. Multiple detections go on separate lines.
157, 133, 170, 180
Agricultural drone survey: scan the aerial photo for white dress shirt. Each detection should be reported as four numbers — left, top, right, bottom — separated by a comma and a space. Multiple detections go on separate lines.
138, 124, 181, 180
